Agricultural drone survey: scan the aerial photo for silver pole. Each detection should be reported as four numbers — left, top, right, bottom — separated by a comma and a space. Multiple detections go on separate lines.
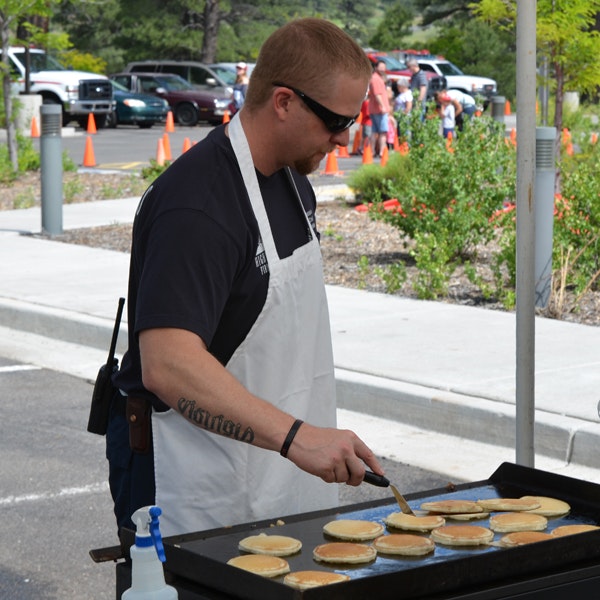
40, 104, 63, 236
515, 0, 537, 467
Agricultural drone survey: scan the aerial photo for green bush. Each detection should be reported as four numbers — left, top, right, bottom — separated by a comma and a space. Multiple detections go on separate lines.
349, 105, 600, 314
352, 113, 517, 299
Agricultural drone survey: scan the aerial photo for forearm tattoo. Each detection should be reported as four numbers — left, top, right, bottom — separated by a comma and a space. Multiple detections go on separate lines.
177, 397, 254, 443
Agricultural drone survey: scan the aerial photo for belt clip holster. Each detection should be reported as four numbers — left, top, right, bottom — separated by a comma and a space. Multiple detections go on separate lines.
126, 396, 151, 454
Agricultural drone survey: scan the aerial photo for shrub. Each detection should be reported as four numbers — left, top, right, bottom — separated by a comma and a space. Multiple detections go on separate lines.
352, 113, 517, 299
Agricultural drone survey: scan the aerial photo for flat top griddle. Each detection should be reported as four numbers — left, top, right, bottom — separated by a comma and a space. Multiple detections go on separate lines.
149, 463, 600, 600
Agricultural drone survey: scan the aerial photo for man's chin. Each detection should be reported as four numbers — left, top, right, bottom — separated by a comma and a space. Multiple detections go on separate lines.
294, 155, 323, 176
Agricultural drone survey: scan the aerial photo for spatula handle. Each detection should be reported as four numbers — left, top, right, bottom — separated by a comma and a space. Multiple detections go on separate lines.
363, 470, 390, 487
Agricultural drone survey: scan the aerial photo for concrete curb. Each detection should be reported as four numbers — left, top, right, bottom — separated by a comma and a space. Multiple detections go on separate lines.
335, 368, 600, 470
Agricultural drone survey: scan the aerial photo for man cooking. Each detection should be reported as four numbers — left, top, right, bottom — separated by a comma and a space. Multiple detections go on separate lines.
106, 17, 385, 538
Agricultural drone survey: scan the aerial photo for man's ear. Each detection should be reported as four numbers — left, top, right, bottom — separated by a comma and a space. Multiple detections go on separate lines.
272, 86, 294, 122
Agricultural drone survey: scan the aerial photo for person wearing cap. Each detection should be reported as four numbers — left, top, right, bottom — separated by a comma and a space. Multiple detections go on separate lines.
107, 17, 384, 540
232, 61, 250, 111
437, 92, 455, 138
443, 88, 477, 131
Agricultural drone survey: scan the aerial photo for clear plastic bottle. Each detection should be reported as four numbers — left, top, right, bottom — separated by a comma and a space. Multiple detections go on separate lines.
122, 505, 178, 599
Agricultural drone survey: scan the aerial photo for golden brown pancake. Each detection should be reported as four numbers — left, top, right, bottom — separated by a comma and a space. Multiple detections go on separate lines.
443, 512, 490, 521
313, 542, 377, 564
384, 512, 445, 531
430, 525, 494, 546
551, 524, 600, 537
227, 554, 290, 577
373, 534, 435, 556
283, 570, 351, 589
421, 500, 483, 514
489, 512, 548, 533
521, 495, 571, 517
323, 519, 384, 541
238, 533, 302, 556
477, 498, 541, 512
499, 531, 553, 547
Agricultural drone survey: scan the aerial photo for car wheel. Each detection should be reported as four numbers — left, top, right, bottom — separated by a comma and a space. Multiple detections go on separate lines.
106, 111, 118, 128
94, 114, 107, 129
175, 103, 199, 127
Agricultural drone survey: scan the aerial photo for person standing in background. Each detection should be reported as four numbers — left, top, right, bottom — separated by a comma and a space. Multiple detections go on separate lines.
232, 61, 250, 112
407, 59, 428, 119
367, 60, 390, 157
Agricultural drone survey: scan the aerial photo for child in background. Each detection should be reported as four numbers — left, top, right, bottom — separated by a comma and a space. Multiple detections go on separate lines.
358, 98, 372, 155
438, 93, 455, 139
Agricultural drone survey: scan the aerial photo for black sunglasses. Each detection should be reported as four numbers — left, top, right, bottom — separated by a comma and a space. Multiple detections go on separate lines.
272, 82, 358, 133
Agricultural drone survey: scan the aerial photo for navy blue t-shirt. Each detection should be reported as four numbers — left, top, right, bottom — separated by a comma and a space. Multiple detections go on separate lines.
113, 125, 318, 409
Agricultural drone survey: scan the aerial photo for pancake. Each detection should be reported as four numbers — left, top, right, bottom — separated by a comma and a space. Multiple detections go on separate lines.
421, 500, 483, 514
384, 512, 445, 532
313, 542, 377, 564
373, 534, 435, 556
551, 524, 600, 537
520, 495, 571, 517
489, 512, 548, 533
430, 525, 494, 546
323, 519, 385, 541
227, 554, 290, 577
477, 497, 541, 512
443, 512, 490, 521
238, 533, 302, 556
499, 531, 553, 547
283, 570, 351, 590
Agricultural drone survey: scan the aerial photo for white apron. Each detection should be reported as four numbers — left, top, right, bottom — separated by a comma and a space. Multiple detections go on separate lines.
152, 113, 338, 536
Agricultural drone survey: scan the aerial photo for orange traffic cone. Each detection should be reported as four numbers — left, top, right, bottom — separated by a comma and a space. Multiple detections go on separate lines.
509, 128, 517, 146
165, 111, 175, 133
30, 116, 40, 138
162, 133, 172, 160
362, 140, 373, 165
562, 128, 571, 145
83, 136, 96, 167
351, 128, 362, 155
566, 142, 574, 156
504, 100, 511, 116
182, 137, 192, 153
86, 113, 97, 134
337, 144, 350, 158
380, 145, 389, 166
322, 150, 341, 175
155, 137, 166, 166
591, 132, 598, 145
222, 109, 230, 124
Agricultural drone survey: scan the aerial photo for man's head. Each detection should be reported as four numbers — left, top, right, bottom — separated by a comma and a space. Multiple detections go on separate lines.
406, 59, 420, 74
375, 60, 387, 77
241, 18, 372, 175
245, 18, 372, 110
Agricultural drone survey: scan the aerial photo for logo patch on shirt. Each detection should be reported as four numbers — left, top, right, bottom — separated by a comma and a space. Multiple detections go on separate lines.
255, 237, 268, 276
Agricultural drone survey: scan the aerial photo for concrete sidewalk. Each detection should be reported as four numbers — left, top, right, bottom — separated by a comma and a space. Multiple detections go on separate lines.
1, 190, 599, 486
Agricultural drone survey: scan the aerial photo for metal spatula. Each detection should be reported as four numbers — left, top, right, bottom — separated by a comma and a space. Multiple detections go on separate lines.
363, 470, 416, 516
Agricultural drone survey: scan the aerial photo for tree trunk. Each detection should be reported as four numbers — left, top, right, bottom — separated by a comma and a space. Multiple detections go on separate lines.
201, 0, 219, 63
1, 21, 19, 172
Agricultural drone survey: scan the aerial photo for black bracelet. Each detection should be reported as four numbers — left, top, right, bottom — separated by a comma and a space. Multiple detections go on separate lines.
280, 419, 304, 458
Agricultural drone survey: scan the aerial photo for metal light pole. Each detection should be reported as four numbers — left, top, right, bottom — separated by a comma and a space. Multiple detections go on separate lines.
515, 0, 537, 468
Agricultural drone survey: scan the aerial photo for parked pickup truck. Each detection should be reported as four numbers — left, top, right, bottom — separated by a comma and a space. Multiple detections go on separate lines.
415, 58, 497, 106
4, 46, 113, 128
